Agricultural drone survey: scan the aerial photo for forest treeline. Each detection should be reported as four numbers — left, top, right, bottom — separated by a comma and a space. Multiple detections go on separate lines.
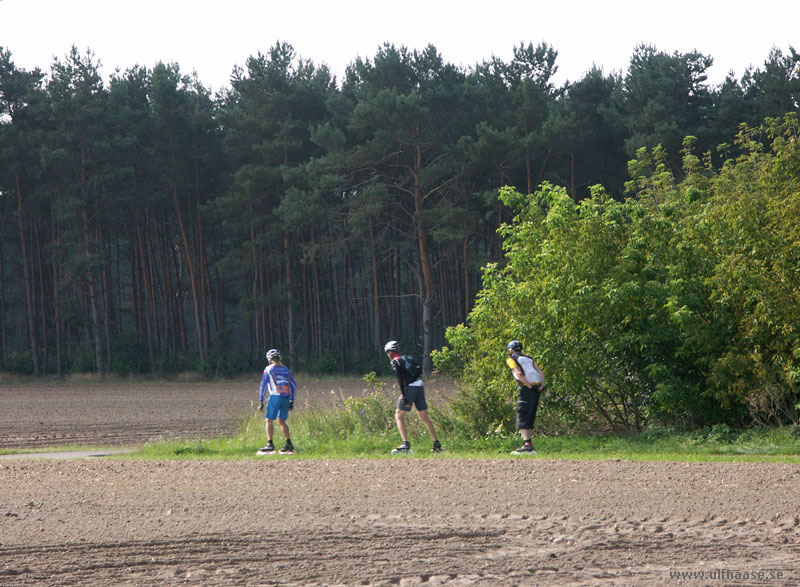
0, 41, 798, 379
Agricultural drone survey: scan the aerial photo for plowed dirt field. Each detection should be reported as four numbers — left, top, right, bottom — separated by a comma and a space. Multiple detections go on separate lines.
2, 378, 799, 586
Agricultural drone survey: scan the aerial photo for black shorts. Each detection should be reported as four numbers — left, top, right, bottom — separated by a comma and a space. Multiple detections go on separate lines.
396, 385, 428, 411
515, 385, 541, 430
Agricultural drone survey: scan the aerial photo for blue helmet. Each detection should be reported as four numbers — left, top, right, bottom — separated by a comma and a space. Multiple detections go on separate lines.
507, 340, 523, 352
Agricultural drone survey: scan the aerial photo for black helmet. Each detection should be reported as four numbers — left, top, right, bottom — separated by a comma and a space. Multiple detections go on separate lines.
507, 340, 523, 352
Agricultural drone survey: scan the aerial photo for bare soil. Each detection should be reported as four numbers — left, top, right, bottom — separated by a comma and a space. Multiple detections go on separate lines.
1, 379, 799, 586
0, 376, 431, 450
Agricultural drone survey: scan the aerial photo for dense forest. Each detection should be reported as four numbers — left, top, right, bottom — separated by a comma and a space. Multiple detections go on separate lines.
1, 40, 798, 379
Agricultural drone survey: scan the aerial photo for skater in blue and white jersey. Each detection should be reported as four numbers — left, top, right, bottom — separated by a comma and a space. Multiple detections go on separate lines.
257, 349, 297, 455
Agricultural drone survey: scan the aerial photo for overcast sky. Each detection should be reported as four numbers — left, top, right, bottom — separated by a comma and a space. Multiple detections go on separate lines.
1, 0, 797, 92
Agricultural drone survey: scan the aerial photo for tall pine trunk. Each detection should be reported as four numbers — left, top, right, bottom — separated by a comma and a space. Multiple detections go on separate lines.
34, 222, 48, 374
16, 174, 41, 375
172, 185, 205, 362
82, 207, 104, 380
284, 231, 296, 368
135, 212, 157, 376
194, 160, 210, 352
369, 217, 381, 347
412, 150, 435, 374
51, 223, 63, 378
0, 212, 8, 367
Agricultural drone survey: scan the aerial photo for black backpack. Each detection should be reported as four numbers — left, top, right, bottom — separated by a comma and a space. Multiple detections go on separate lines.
399, 354, 422, 381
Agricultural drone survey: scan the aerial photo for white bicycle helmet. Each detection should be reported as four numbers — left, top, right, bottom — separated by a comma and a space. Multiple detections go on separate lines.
266, 349, 281, 361
384, 340, 399, 353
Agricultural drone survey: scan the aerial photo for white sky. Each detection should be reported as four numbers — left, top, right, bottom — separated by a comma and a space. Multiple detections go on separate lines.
1, 0, 798, 92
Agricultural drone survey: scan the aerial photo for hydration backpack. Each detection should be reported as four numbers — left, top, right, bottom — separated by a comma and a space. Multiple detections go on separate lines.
399, 354, 422, 381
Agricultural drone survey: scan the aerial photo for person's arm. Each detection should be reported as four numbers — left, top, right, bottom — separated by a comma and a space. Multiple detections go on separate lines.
289, 371, 297, 405
258, 368, 269, 409
391, 358, 407, 396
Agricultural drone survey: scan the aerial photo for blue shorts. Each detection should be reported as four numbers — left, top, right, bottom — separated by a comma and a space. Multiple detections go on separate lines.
266, 395, 290, 421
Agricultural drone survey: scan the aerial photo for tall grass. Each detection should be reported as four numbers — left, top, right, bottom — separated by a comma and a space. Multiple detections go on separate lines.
131, 403, 800, 462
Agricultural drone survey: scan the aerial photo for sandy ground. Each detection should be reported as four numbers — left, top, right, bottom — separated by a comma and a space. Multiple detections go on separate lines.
1, 379, 800, 586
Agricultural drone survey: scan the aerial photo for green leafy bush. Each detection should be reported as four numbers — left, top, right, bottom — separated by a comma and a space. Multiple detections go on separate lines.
437, 115, 800, 433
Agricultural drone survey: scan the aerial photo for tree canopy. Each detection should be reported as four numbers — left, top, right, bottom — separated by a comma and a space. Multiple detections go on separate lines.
1, 41, 798, 397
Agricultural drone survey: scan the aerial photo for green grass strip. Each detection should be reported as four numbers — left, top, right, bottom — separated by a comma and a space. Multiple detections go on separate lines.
125, 407, 800, 463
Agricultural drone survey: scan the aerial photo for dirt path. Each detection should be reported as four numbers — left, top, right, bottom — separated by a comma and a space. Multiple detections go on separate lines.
1, 380, 799, 585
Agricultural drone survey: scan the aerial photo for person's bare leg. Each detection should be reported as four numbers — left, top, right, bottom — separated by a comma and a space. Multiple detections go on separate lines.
266, 419, 274, 442
395, 410, 408, 442
417, 410, 438, 441
278, 418, 290, 441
